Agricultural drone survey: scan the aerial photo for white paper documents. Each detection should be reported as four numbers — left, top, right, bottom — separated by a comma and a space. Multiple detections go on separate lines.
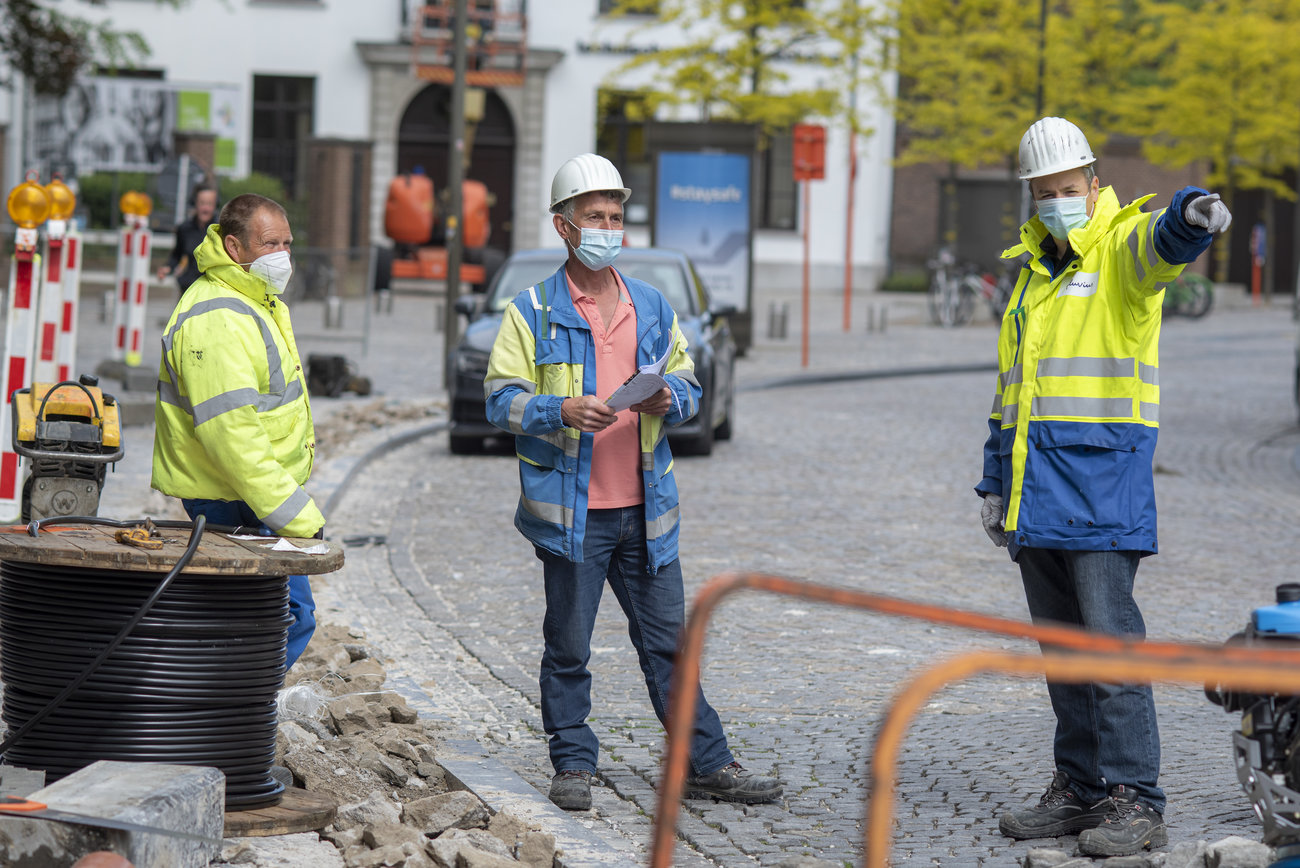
605, 346, 672, 411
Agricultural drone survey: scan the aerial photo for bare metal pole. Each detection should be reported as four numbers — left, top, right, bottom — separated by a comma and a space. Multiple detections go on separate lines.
443, 0, 468, 392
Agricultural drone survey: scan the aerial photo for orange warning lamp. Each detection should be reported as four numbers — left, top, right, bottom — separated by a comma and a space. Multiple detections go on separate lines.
7, 179, 51, 229
119, 191, 153, 217
44, 177, 77, 222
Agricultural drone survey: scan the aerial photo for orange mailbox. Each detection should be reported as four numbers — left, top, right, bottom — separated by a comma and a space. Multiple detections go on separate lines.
792, 123, 826, 181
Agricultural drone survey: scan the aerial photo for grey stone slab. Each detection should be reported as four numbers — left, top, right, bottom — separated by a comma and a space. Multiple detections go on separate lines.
0, 760, 223, 868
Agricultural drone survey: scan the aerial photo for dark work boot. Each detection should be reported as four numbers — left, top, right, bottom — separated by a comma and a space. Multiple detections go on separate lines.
998, 770, 1110, 839
684, 762, 782, 804
1076, 785, 1167, 856
548, 769, 592, 811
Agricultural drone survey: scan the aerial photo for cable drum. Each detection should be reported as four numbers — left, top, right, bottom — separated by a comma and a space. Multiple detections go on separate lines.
0, 560, 293, 809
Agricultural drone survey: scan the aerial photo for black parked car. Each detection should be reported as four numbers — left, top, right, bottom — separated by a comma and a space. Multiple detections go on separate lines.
449, 247, 736, 456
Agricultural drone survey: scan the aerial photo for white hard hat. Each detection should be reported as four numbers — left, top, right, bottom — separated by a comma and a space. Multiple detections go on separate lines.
1018, 117, 1095, 180
549, 153, 631, 213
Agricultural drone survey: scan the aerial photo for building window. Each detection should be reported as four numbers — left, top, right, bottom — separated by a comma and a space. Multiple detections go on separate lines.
251, 74, 314, 196
756, 131, 796, 230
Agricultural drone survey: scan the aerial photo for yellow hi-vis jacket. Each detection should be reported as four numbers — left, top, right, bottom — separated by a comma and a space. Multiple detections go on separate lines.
151, 225, 324, 538
975, 185, 1214, 556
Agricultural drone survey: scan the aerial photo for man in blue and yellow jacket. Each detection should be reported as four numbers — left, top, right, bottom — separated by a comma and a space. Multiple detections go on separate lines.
486, 153, 780, 811
976, 118, 1232, 857
153, 193, 322, 670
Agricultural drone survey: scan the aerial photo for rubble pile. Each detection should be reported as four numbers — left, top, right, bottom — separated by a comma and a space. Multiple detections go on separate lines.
312, 400, 443, 457
269, 623, 558, 868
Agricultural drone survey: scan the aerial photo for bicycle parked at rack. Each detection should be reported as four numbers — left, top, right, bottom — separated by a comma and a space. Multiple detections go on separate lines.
1162, 271, 1214, 318
927, 248, 1018, 327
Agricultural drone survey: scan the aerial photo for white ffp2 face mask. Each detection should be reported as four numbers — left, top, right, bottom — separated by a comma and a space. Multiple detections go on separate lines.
248, 250, 293, 295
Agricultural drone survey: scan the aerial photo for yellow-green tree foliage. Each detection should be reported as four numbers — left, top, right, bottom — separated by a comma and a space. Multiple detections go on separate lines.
890, 0, 1159, 169
604, 0, 867, 135
1138, 0, 1300, 203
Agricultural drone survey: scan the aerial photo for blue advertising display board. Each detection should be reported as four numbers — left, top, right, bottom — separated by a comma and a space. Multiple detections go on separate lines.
654, 151, 752, 313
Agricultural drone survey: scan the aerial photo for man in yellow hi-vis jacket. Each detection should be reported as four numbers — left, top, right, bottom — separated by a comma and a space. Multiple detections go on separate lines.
152, 193, 323, 669
975, 118, 1231, 858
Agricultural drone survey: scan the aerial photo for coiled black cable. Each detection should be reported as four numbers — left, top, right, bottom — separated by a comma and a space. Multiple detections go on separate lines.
0, 516, 294, 809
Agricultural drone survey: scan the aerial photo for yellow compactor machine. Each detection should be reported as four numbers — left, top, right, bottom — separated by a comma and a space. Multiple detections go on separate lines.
11, 376, 123, 521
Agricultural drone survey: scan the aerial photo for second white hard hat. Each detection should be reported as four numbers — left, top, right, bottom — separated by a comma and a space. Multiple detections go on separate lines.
549, 153, 631, 213
1018, 117, 1095, 180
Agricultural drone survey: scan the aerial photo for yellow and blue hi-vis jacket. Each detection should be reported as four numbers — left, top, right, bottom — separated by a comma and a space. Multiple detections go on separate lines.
485, 264, 701, 572
975, 186, 1215, 556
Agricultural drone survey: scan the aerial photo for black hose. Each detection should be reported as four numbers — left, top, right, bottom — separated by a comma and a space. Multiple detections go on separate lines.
0, 515, 295, 809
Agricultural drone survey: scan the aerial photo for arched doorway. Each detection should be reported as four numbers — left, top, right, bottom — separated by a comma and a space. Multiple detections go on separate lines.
396, 84, 516, 256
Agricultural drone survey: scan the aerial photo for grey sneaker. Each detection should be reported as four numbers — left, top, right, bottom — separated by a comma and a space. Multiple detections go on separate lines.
998, 771, 1110, 839
1076, 785, 1167, 856
548, 769, 592, 811
685, 762, 782, 804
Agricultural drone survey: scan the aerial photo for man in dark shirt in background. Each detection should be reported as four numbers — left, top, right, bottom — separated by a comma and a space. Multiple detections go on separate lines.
157, 184, 218, 295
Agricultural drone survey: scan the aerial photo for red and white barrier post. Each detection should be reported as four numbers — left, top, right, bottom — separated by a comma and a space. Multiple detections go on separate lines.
0, 176, 52, 518
112, 192, 153, 369
56, 220, 83, 383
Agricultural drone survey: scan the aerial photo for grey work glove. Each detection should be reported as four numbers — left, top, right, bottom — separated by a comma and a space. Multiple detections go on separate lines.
1184, 193, 1232, 235
981, 493, 1008, 547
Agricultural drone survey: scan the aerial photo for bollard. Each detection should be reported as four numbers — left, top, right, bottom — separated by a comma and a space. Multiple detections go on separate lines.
865, 304, 889, 334
375, 288, 393, 314
324, 296, 343, 329
767, 302, 789, 340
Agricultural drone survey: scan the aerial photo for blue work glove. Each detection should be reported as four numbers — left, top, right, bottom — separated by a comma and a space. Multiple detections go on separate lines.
1185, 193, 1232, 235
981, 493, 1007, 547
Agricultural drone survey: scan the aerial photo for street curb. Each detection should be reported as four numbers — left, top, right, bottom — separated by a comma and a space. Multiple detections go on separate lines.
316, 421, 635, 866
384, 676, 635, 868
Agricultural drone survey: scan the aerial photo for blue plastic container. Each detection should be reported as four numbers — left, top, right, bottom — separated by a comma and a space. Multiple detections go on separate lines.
1253, 584, 1300, 636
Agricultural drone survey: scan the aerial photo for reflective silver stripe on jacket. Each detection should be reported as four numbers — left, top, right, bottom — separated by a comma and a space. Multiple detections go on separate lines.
646, 505, 679, 541
158, 296, 299, 423
263, 486, 313, 534
521, 494, 573, 528
538, 429, 579, 457
1032, 395, 1133, 418
1126, 211, 1161, 283
1001, 402, 1018, 426
1036, 356, 1134, 379
506, 393, 531, 434
990, 393, 1002, 418
484, 376, 536, 401
1140, 402, 1159, 423
1000, 365, 1022, 388
1138, 363, 1158, 386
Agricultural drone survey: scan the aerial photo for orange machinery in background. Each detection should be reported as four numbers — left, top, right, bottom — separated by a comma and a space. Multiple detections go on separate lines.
384, 172, 490, 284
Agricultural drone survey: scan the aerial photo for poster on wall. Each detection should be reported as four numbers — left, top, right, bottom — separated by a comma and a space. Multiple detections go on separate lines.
653, 151, 752, 314
31, 77, 241, 178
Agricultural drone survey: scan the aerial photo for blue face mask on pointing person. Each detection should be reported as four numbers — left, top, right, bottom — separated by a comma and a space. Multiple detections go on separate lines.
1036, 195, 1091, 240
566, 219, 623, 270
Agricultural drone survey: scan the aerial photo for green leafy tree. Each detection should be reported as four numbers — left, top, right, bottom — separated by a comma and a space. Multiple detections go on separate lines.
602, 0, 848, 136
0, 0, 179, 97
1134, 0, 1300, 278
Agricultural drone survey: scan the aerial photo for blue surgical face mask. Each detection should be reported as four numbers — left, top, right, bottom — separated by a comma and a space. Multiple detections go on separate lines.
1035, 195, 1090, 241
566, 219, 623, 270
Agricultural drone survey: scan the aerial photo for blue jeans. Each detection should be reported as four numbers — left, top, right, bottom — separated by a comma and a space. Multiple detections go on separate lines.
535, 506, 734, 777
1017, 548, 1164, 813
182, 498, 317, 670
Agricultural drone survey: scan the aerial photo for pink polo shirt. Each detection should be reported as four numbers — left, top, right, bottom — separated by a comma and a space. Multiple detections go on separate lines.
567, 269, 643, 508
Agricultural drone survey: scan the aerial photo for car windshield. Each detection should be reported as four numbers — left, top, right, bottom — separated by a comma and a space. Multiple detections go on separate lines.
486, 253, 695, 316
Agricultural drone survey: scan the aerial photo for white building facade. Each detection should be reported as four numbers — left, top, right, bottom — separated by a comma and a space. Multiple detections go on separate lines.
1, 0, 895, 293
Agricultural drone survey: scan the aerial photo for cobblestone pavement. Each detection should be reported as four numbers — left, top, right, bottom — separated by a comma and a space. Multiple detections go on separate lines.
88, 282, 1300, 865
